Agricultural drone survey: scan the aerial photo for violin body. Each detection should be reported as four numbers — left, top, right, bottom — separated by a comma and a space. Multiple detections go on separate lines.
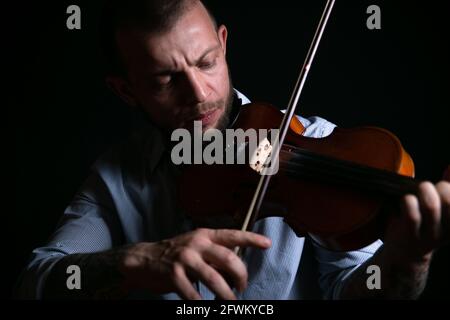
178, 102, 416, 251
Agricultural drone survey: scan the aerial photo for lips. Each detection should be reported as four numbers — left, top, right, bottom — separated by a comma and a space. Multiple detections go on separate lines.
189, 108, 221, 128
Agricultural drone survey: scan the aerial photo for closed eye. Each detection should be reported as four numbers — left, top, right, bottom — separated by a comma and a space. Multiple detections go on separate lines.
198, 58, 217, 70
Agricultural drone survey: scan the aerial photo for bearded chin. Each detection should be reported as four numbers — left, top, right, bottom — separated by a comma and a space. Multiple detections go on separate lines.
213, 78, 235, 132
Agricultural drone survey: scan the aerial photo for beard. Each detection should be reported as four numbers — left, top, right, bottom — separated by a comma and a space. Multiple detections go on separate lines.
137, 72, 236, 136
212, 78, 235, 131
182, 76, 235, 133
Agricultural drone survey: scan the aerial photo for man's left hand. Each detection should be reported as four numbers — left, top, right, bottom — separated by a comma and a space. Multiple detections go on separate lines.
384, 180, 450, 268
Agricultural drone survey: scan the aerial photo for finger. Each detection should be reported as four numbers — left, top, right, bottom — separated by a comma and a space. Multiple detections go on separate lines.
182, 251, 237, 300
401, 194, 422, 240
202, 243, 248, 292
208, 229, 272, 249
436, 181, 450, 242
172, 263, 202, 300
436, 181, 450, 212
417, 182, 441, 245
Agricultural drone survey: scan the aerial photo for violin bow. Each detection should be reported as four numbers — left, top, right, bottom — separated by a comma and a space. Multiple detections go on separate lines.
236, 0, 337, 256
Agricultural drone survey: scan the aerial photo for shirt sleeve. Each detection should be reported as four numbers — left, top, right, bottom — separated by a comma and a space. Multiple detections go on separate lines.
297, 115, 382, 299
311, 238, 383, 299
14, 170, 124, 299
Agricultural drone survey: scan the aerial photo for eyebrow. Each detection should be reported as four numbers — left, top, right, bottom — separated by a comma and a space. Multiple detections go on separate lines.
152, 44, 221, 77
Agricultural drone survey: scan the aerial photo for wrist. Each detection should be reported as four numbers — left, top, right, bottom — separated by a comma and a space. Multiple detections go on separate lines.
382, 242, 433, 268
375, 246, 432, 299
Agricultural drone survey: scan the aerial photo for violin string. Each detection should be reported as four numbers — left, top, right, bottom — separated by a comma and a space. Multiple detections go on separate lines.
277, 149, 416, 192
278, 162, 416, 196
276, 148, 419, 195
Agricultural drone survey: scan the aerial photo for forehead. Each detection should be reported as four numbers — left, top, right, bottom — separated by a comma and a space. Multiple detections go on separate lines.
116, 3, 219, 73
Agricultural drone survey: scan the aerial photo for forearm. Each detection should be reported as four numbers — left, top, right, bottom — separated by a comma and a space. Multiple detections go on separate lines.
339, 246, 431, 299
43, 246, 130, 299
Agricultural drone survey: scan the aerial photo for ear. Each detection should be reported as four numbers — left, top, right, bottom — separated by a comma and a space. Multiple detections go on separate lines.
105, 76, 138, 108
217, 25, 228, 56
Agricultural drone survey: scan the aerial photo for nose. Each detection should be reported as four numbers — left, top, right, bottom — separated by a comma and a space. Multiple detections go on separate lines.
184, 70, 208, 105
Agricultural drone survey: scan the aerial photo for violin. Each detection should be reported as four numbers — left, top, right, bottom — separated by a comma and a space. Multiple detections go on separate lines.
178, 101, 418, 251
178, 0, 447, 253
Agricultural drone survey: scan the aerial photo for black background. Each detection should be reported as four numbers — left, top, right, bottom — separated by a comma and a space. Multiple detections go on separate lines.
9, 0, 450, 299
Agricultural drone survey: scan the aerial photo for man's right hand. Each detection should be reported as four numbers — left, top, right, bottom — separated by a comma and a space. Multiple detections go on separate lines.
119, 228, 271, 300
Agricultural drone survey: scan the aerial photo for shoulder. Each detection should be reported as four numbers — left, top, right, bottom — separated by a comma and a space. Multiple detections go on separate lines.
236, 89, 337, 139
91, 117, 166, 188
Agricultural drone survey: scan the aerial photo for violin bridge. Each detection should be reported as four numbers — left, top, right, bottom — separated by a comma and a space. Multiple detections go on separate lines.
249, 137, 273, 173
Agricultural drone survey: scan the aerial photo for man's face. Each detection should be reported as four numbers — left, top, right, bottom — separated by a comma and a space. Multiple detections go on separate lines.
113, 2, 233, 132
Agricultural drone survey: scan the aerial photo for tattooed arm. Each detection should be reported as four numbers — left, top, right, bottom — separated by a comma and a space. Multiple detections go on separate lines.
43, 247, 129, 299
42, 229, 271, 299
340, 246, 431, 299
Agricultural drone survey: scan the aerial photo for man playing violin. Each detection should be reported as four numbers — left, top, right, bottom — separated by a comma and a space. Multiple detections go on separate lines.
15, 0, 450, 299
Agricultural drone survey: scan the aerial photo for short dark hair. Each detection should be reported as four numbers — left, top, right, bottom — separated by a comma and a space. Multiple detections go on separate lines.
99, 0, 217, 76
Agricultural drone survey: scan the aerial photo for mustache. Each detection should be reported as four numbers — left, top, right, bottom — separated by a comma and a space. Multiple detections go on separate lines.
184, 100, 225, 119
